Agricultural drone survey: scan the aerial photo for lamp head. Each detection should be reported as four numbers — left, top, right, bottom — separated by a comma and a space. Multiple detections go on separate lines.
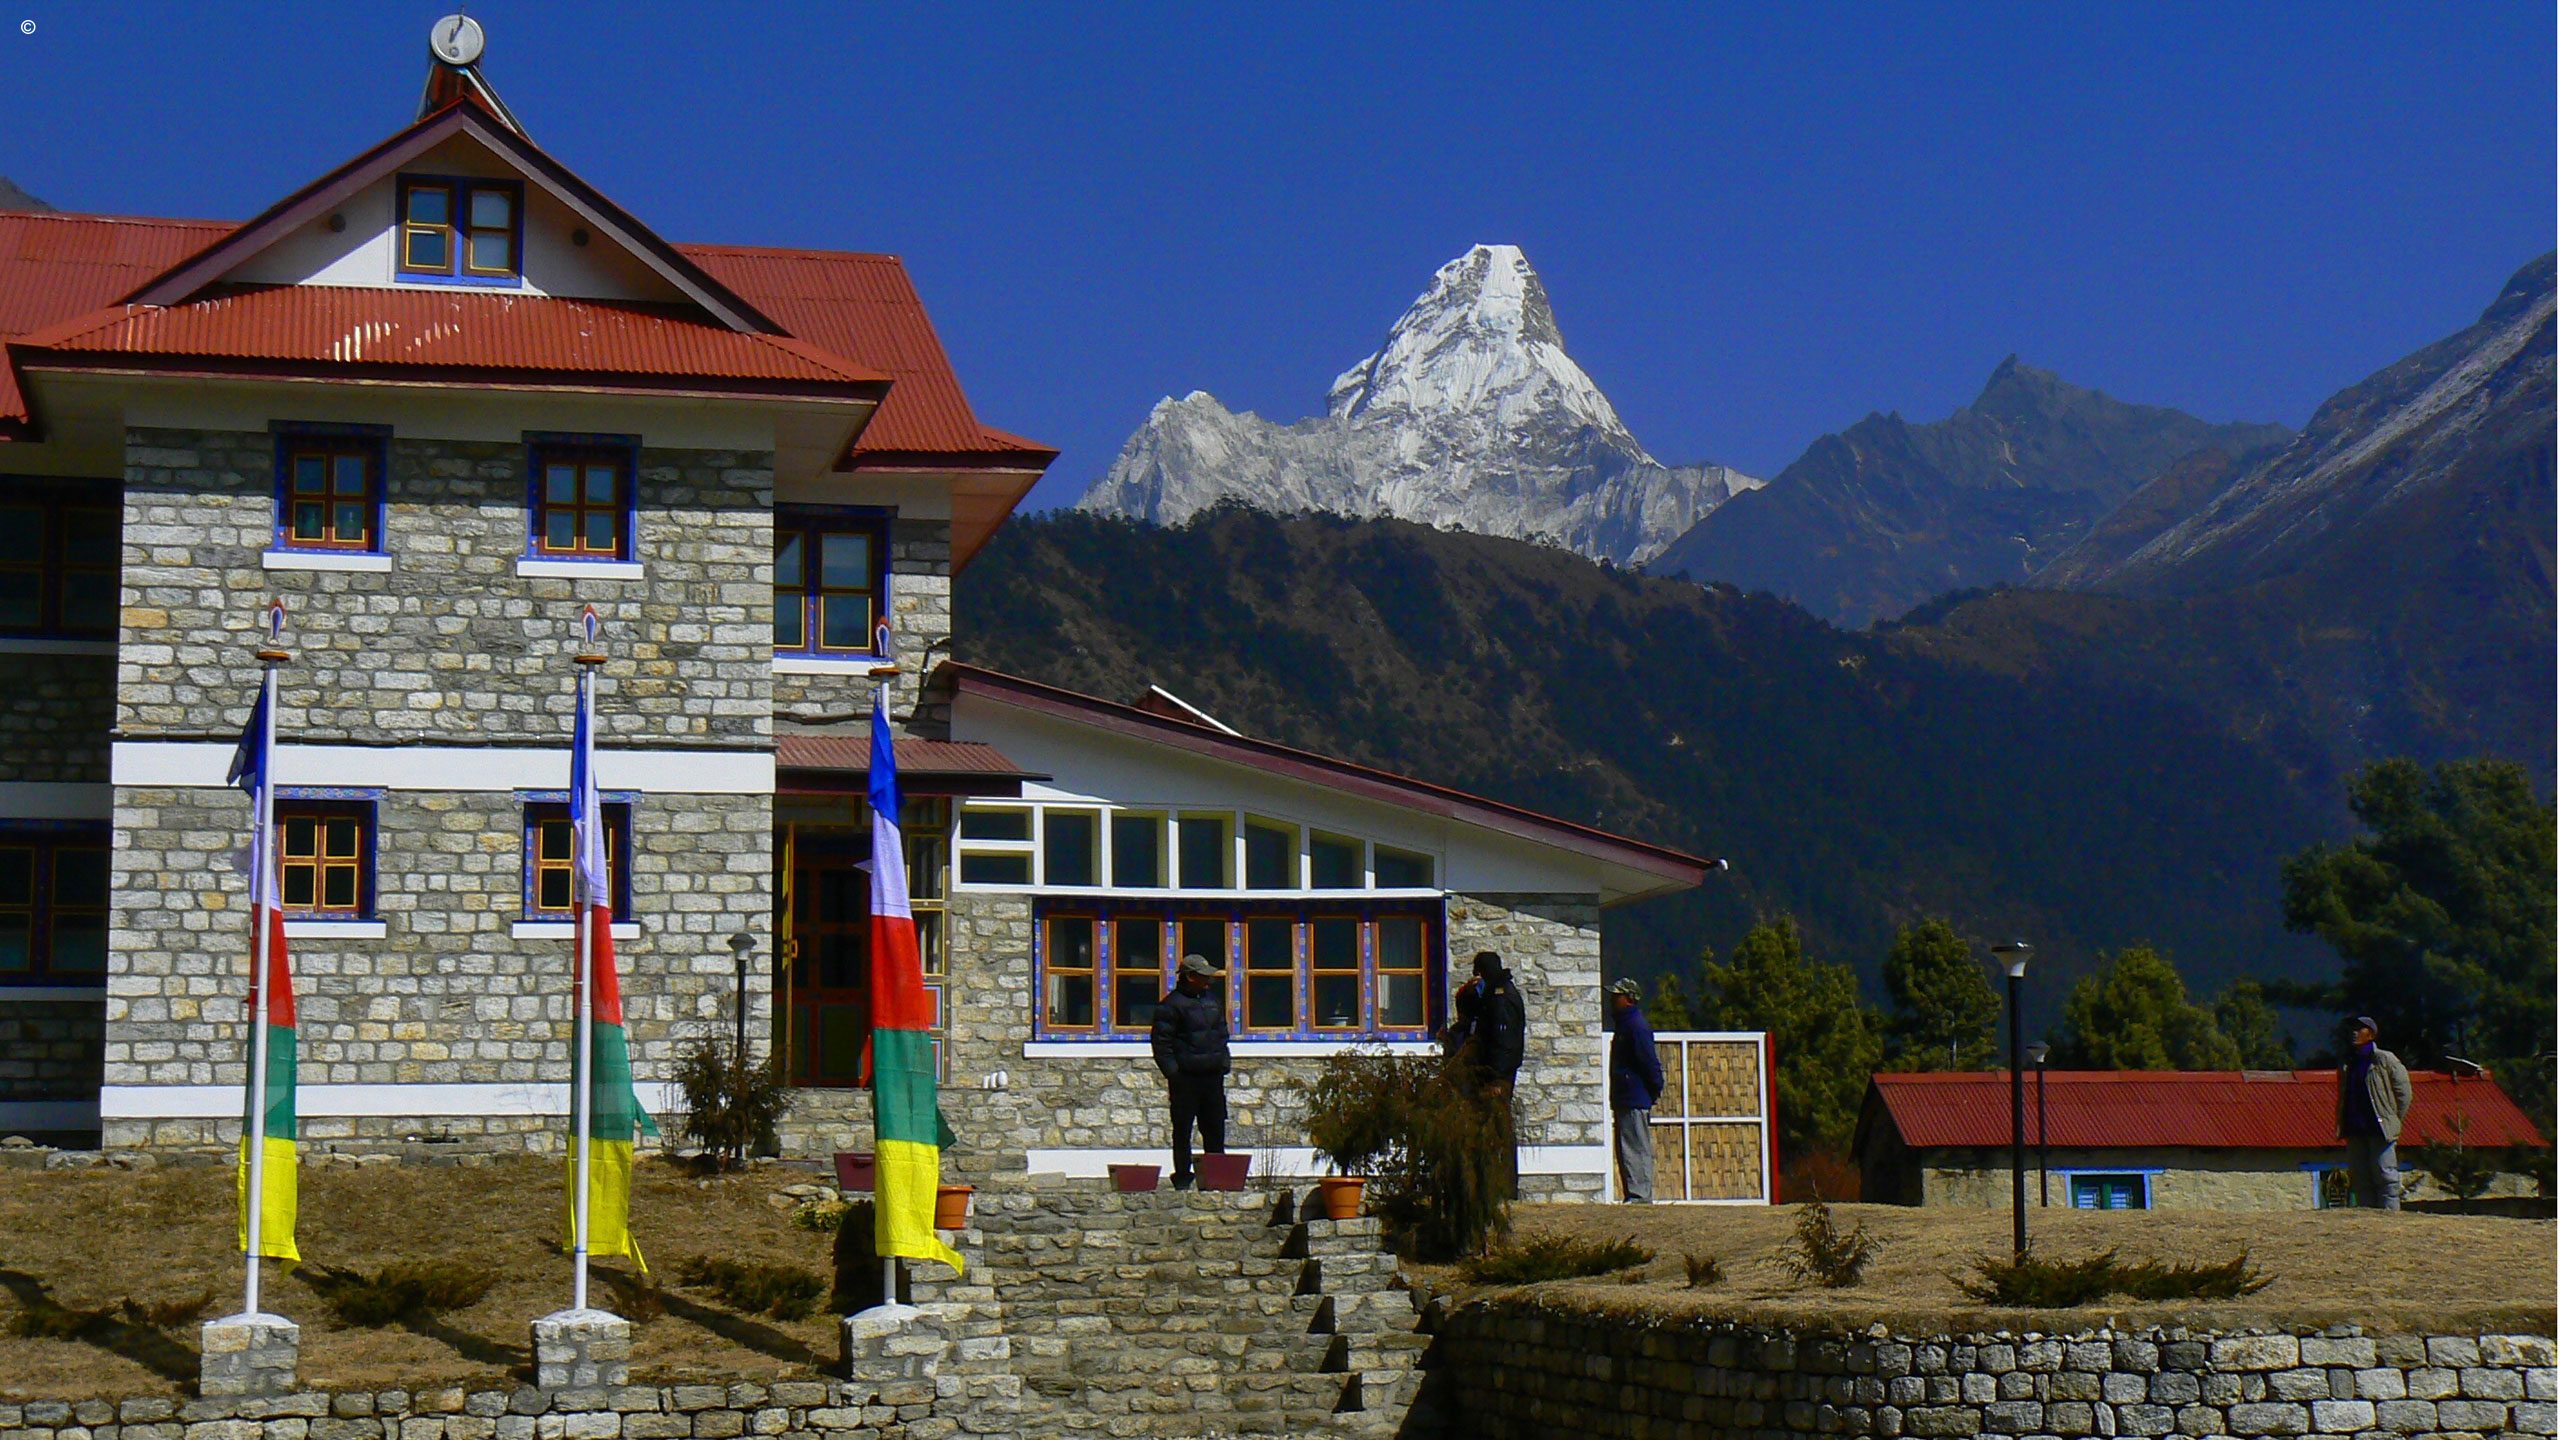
1992, 939, 2031, 978
2027, 1042, 2049, 1065
728, 932, 755, 957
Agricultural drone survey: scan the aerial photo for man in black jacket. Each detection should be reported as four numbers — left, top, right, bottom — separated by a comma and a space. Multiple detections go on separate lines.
1151, 952, 1231, 1189
1445, 950, 1527, 1197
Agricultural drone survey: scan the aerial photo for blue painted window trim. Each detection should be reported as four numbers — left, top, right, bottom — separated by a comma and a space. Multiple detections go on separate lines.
269, 424, 391, 556
271, 794, 379, 920
523, 432, 640, 562
0, 819, 109, 986
1028, 898, 1446, 1042
394, 174, 526, 287
518, 793, 636, 921
0, 478, 119, 641
773, 504, 893, 661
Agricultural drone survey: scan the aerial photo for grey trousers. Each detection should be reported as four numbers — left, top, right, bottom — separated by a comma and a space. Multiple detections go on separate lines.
2344, 1134, 2402, 1210
1614, 1107, 1655, 1203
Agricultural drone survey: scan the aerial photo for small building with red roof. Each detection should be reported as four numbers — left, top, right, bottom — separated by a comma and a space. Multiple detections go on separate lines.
0, 26, 1709, 1197
1855, 1069, 2548, 1211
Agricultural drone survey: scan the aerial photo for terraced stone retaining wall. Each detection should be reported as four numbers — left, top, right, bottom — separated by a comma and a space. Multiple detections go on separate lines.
1422, 1297, 2557, 1440
0, 1380, 933, 1440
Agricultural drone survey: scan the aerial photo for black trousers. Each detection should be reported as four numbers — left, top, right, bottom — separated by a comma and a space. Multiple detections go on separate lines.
1168, 1072, 1227, 1182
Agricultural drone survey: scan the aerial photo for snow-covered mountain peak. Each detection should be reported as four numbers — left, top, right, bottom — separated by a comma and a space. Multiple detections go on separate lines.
1324, 244, 1644, 455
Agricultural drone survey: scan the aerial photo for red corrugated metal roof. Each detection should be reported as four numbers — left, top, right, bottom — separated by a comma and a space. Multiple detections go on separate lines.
1868, 1069, 2548, 1151
17, 283, 887, 392
0, 212, 229, 432
776, 735, 1039, 777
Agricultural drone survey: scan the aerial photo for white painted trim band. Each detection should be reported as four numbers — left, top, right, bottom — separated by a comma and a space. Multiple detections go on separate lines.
0, 782, 113, 820
264, 551, 395, 574
517, 559, 645, 581
282, 920, 389, 939
0, 1099, 100, 1130
113, 742, 774, 794
99, 1080, 685, 1120
512, 921, 642, 940
1020, 1040, 1441, 1059
773, 657, 889, 676
1022, 1143, 1607, 1179
0, 639, 115, 657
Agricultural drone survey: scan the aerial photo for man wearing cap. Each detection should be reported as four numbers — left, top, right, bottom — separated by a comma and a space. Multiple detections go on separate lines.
1607, 978, 1667, 1203
1152, 953, 1232, 1189
2337, 1015, 2412, 1210
1445, 950, 1528, 1196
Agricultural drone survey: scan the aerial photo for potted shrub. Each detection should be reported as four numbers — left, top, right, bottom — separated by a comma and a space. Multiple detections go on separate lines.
1296, 1048, 1510, 1255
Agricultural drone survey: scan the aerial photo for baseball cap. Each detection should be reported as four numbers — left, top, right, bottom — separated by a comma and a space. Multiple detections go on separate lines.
1178, 953, 1223, 978
1608, 978, 1643, 999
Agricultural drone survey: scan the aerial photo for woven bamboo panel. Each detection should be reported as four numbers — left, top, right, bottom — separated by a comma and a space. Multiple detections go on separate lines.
1649, 1120, 1688, 1201
1682, 1041, 1763, 1119
1653, 1040, 1684, 1113
1686, 1121, 1763, 1200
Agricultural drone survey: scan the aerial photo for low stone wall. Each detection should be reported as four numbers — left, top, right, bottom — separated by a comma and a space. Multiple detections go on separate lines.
0, 1380, 939, 1440
1424, 1297, 2558, 1440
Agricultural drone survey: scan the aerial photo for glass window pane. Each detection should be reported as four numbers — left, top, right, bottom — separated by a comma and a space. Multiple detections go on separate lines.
820, 531, 871, 589
62, 509, 116, 567
775, 533, 804, 587
334, 503, 369, 543
282, 869, 315, 908
51, 914, 105, 972
281, 819, 315, 858
331, 454, 368, 494
1179, 919, 1226, 974
469, 222, 513, 269
1312, 918, 1357, 970
291, 501, 327, 540
1044, 811, 1097, 887
537, 819, 569, 860
582, 465, 617, 505
324, 819, 359, 857
1309, 835, 1361, 889
537, 869, 571, 911
0, 914, 26, 970
469, 188, 514, 229
1047, 973, 1095, 1028
0, 573, 38, 628
959, 808, 1031, 842
1374, 847, 1434, 889
1378, 918, 1423, 972
1110, 815, 1161, 888
1244, 823, 1293, 890
1177, 816, 1228, 889
1050, 919, 1094, 972
1313, 975, 1360, 1030
1247, 976, 1293, 1030
545, 465, 579, 506
773, 599, 806, 650
1246, 919, 1292, 969
819, 594, 871, 650
52, 850, 106, 908
407, 186, 450, 226
1379, 971, 1425, 1028
0, 850, 29, 903
958, 853, 1030, 886
290, 456, 327, 494
405, 229, 449, 270
545, 509, 578, 552
0, 507, 39, 562
1115, 919, 1161, 979
583, 509, 619, 552
59, 574, 115, 630
1115, 974, 1160, 1030
322, 866, 357, 909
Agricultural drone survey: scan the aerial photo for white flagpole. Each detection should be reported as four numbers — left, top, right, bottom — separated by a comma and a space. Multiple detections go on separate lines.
244, 601, 286, 1317
571, 629, 603, 1313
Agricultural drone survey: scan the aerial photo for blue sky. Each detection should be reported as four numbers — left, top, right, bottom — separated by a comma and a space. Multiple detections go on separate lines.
5, 3, 2550, 511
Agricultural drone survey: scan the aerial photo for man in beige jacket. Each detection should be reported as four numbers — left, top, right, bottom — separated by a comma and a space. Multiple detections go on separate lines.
2336, 1015, 2414, 1210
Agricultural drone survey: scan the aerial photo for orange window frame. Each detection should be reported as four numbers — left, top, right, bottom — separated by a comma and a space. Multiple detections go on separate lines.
397, 181, 455, 274
526, 803, 630, 920
1043, 913, 1099, 1031
1239, 915, 1298, 1034
1308, 914, 1364, 1033
531, 447, 631, 559
280, 439, 380, 550
1372, 914, 1432, 1033
276, 804, 370, 917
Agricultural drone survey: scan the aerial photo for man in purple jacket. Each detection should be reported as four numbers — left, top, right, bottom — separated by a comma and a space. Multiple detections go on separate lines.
1608, 978, 1668, 1203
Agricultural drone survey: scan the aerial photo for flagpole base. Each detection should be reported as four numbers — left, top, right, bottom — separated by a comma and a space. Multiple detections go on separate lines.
842, 1303, 947, 1388
201, 1312, 298, 1398
532, 1307, 630, 1389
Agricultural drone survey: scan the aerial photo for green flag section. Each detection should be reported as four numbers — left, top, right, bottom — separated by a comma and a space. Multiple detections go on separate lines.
562, 943, 656, 1272
235, 1013, 298, 1263
873, 1027, 963, 1276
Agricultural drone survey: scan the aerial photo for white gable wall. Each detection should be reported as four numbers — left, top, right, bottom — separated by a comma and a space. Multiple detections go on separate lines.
224, 135, 689, 305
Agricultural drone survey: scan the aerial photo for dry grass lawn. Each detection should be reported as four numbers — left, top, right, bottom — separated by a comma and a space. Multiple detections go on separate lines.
0, 1158, 848, 1401
1411, 1201, 2557, 1336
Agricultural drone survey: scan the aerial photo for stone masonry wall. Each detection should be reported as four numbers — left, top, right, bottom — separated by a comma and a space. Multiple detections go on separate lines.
1425, 1298, 2558, 1440
802, 889, 1609, 1197
1918, 1150, 2542, 1209
0, 652, 114, 782
0, 1380, 937, 1440
104, 787, 769, 1148
118, 428, 773, 745
772, 518, 952, 735
0, 996, 103, 1104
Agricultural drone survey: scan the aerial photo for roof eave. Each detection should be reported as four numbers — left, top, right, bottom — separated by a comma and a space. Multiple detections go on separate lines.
14, 351, 892, 409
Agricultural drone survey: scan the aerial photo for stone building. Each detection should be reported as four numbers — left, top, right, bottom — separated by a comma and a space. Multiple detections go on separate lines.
0, 48, 1708, 1198
1854, 1068, 2548, 1210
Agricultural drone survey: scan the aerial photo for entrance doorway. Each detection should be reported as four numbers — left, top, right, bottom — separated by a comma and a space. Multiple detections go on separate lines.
775, 801, 949, 1089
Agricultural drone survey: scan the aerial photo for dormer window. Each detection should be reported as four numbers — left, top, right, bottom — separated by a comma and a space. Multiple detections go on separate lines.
397, 176, 522, 283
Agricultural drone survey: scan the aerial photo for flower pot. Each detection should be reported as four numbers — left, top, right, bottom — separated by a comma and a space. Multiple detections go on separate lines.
934, 1183, 974, 1229
1110, 1163, 1161, 1193
1316, 1175, 1367, 1220
833, 1150, 876, 1194
1198, 1153, 1251, 1192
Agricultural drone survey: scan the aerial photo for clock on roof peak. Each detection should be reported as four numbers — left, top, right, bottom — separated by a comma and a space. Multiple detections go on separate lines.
430, 14, 484, 67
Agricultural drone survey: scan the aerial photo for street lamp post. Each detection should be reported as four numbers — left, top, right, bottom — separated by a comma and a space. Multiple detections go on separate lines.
1993, 940, 2032, 1258
2027, 1041, 2050, 1207
728, 932, 755, 1059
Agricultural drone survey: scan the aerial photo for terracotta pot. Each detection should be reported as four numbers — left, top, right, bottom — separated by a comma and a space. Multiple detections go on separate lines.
832, 1150, 876, 1193
1109, 1163, 1161, 1192
1316, 1175, 1367, 1220
934, 1183, 973, 1229
1198, 1153, 1251, 1192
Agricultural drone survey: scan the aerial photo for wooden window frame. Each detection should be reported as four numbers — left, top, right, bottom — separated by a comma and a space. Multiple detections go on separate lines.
272, 426, 388, 553
526, 436, 637, 561
1372, 912, 1432, 1034
1041, 912, 1100, 1033
1238, 914, 1300, 1035
0, 486, 117, 640
1307, 913, 1364, 1033
773, 508, 889, 658
396, 175, 524, 284
0, 826, 109, 985
275, 800, 376, 919
1027, 901, 1443, 1042
521, 799, 634, 922
1108, 915, 1168, 1034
